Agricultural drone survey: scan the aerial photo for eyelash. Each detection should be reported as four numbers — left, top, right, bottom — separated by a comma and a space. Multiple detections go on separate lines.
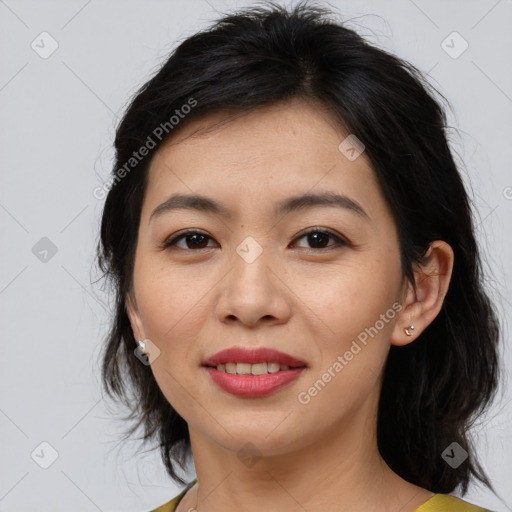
161, 228, 350, 252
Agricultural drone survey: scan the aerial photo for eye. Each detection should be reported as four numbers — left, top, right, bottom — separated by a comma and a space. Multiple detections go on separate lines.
291, 228, 349, 251
162, 230, 217, 250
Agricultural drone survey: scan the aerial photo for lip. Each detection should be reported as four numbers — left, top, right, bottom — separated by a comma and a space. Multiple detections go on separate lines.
204, 366, 306, 397
202, 347, 308, 368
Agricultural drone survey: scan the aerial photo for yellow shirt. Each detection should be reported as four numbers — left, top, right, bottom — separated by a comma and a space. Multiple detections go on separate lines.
149, 480, 494, 512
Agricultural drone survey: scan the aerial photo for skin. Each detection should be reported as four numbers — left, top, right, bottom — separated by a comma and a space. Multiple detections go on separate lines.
126, 97, 454, 512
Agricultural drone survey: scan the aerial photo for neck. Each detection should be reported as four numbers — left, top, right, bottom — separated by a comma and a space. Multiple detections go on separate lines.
181, 387, 432, 512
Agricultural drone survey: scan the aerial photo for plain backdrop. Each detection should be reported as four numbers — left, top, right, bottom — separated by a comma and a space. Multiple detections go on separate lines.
1, 1, 511, 511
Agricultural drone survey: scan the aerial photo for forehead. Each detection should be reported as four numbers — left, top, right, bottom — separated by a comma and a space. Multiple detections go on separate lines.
156, 98, 349, 161
143, 99, 387, 223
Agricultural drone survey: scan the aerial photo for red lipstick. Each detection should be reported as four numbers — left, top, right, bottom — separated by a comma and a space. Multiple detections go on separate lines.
202, 346, 307, 398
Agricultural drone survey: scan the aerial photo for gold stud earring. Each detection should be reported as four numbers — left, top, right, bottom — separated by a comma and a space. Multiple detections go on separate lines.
404, 325, 415, 336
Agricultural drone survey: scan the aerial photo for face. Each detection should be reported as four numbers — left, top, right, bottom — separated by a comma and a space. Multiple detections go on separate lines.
126, 98, 409, 456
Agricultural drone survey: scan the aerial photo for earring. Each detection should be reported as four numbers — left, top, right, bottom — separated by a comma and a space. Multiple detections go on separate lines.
137, 339, 146, 351
404, 325, 415, 336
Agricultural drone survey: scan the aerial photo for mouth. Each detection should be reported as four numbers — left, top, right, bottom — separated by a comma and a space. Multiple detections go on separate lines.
201, 346, 308, 397
202, 361, 306, 375
202, 346, 308, 370
202, 365, 307, 397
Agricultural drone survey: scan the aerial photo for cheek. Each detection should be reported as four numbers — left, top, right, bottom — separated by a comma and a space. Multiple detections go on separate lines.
295, 279, 395, 422
133, 257, 208, 351
307, 259, 399, 361
133, 267, 207, 416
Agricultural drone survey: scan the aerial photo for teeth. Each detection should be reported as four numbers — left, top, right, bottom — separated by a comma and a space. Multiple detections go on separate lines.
215, 362, 294, 375
250, 362, 267, 375
268, 362, 280, 373
225, 362, 237, 374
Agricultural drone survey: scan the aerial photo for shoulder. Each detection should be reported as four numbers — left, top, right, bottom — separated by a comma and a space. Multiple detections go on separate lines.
148, 480, 196, 512
149, 487, 494, 512
416, 493, 494, 512
148, 494, 182, 512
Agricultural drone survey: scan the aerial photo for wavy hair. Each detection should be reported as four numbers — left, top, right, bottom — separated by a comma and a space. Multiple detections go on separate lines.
96, 1, 501, 494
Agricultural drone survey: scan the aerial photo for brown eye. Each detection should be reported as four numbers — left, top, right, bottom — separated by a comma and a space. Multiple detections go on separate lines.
163, 230, 216, 250
292, 228, 349, 251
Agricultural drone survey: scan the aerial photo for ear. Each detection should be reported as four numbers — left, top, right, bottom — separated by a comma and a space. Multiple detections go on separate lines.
125, 291, 146, 342
391, 240, 454, 347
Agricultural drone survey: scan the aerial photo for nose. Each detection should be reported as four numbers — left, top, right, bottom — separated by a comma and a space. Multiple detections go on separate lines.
214, 246, 292, 328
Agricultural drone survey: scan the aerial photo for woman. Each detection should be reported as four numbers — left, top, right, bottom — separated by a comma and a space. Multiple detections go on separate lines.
97, 2, 501, 511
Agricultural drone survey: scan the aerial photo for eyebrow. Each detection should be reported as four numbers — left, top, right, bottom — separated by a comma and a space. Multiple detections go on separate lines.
149, 191, 370, 223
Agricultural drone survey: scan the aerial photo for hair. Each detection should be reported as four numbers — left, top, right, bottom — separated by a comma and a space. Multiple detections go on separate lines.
97, 0, 501, 495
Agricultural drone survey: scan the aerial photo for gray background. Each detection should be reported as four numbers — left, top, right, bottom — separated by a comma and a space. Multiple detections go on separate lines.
1, 0, 511, 511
